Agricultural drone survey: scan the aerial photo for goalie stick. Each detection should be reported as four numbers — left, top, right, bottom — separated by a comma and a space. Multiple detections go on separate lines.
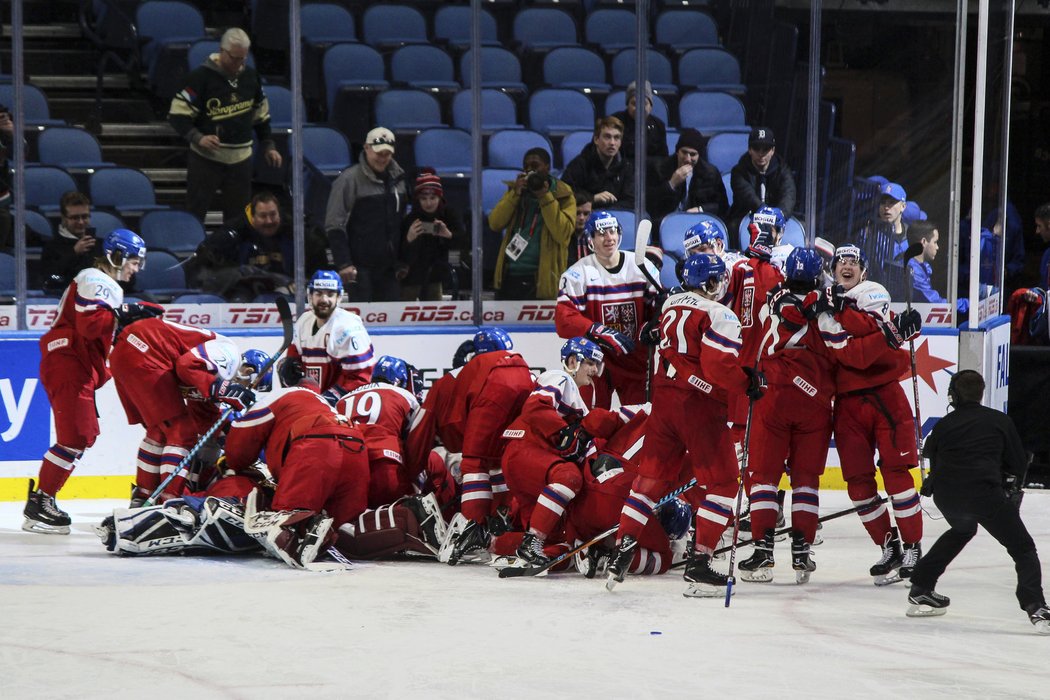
143, 296, 295, 507
497, 478, 698, 579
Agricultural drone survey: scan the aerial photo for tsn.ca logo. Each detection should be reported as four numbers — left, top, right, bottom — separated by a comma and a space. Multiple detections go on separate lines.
227, 306, 283, 325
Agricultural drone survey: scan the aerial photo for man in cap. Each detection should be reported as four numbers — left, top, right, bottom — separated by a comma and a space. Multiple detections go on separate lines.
324, 125, 408, 302
727, 126, 796, 246
610, 79, 668, 165
855, 181, 910, 299
646, 127, 728, 227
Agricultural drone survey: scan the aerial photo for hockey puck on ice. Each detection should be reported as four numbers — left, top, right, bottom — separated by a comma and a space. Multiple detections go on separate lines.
650, 631, 662, 635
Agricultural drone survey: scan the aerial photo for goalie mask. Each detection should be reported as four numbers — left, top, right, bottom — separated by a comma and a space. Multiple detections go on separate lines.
560, 336, 604, 377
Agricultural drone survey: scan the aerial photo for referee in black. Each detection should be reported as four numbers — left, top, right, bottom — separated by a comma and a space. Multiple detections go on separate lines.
906, 369, 1050, 633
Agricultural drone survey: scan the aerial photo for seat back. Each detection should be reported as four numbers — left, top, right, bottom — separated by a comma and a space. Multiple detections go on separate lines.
528, 89, 595, 136
90, 168, 157, 208
705, 132, 748, 174
0, 84, 53, 123
138, 209, 206, 254
678, 48, 742, 88
135, 0, 204, 64
584, 9, 637, 53
414, 128, 473, 175
654, 10, 719, 50
37, 127, 105, 166
542, 47, 608, 90
0, 252, 15, 294
374, 90, 444, 132
323, 43, 388, 114
783, 217, 807, 248
678, 91, 746, 131
23, 166, 77, 209
264, 85, 305, 127
610, 49, 674, 89
560, 130, 594, 170
300, 3, 356, 44
89, 210, 125, 238
482, 169, 520, 214
391, 45, 456, 87
361, 4, 428, 47
135, 249, 186, 291
460, 47, 524, 90
300, 125, 351, 171
513, 8, 577, 50
488, 130, 552, 169
434, 6, 498, 49
452, 89, 518, 131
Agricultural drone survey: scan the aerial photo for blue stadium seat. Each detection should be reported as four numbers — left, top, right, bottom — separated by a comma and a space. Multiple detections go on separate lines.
138, 209, 206, 256
36, 127, 115, 171
584, 9, 638, 56
738, 215, 802, 248
664, 212, 730, 285
433, 6, 499, 51
136, 1, 205, 97
513, 8, 578, 51
705, 132, 748, 174
391, 45, 459, 93
0, 252, 15, 295
542, 47, 611, 94
677, 91, 750, 134
24, 209, 53, 242
560, 130, 594, 170
605, 91, 670, 126
460, 48, 526, 95
452, 89, 520, 132
528, 89, 595, 136
134, 249, 191, 298
0, 84, 63, 126
265, 85, 306, 129
361, 4, 428, 49
607, 209, 637, 250
654, 10, 720, 52
482, 169, 520, 214
610, 49, 677, 95
89, 168, 168, 218
301, 2, 356, 45
374, 89, 446, 134
323, 43, 389, 115
89, 210, 125, 239
678, 48, 746, 95
723, 172, 733, 208
173, 293, 227, 303
300, 125, 352, 177
488, 130, 552, 169
23, 166, 77, 215
414, 128, 473, 177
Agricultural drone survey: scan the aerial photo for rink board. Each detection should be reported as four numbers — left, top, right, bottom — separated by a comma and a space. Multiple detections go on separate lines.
0, 323, 962, 500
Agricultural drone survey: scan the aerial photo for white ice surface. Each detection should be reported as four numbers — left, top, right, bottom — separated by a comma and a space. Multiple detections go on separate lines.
1, 491, 1048, 700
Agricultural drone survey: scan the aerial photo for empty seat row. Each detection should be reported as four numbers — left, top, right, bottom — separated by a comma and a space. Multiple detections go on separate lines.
21, 165, 167, 219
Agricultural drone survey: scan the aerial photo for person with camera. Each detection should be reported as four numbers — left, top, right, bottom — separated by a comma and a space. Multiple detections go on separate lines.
489, 147, 575, 300
400, 168, 465, 301
40, 192, 98, 291
906, 369, 1050, 633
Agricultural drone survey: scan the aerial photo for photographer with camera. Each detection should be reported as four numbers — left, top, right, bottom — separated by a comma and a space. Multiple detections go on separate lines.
401, 168, 465, 301
40, 192, 98, 291
489, 147, 575, 300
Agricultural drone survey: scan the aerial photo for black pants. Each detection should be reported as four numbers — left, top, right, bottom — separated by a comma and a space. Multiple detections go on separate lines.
911, 486, 1045, 611
346, 266, 400, 303
185, 150, 254, 227
496, 273, 537, 300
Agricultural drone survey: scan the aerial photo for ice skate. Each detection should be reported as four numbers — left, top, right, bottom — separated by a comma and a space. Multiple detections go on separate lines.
605, 535, 638, 591
906, 586, 949, 617
870, 528, 903, 586
899, 542, 921, 581
812, 520, 824, 547
447, 519, 491, 566
1026, 604, 1050, 635
575, 543, 612, 579
712, 528, 731, 560
791, 531, 816, 584
22, 479, 71, 535
683, 553, 731, 598
738, 530, 775, 583
515, 532, 549, 567
298, 513, 336, 568
129, 484, 151, 509
487, 505, 513, 537
402, 493, 448, 552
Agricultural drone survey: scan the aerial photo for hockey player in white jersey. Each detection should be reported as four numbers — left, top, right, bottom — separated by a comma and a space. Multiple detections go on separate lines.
556, 211, 660, 409
279, 270, 376, 405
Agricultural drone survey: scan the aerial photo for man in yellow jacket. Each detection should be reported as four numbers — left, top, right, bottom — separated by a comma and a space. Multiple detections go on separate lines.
489, 147, 575, 300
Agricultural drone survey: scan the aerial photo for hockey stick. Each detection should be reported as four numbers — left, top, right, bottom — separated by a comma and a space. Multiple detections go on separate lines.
144, 297, 294, 507
633, 219, 662, 401
723, 394, 754, 606
497, 477, 698, 579
670, 497, 888, 569
899, 241, 927, 485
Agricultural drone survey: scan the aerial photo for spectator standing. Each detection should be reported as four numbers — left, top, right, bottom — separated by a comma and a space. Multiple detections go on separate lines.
610, 80, 668, 165
906, 221, 950, 304
561, 116, 635, 210
489, 147, 575, 300
646, 128, 728, 227
41, 192, 96, 290
400, 168, 465, 301
855, 181, 910, 299
168, 28, 282, 226
727, 126, 796, 243
568, 191, 593, 266
324, 126, 408, 302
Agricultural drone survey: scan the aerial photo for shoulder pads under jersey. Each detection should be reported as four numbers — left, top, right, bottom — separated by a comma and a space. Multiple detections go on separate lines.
75, 267, 124, 309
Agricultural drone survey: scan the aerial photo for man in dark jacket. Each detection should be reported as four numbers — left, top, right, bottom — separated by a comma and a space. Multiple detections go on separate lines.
906, 369, 1050, 634
727, 126, 796, 246
168, 28, 282, 226
40, 191, 97, 290
324, 126, 408, 302
611, 80, 668, 166
646, 128, 728, 227
561, 116, 635, 211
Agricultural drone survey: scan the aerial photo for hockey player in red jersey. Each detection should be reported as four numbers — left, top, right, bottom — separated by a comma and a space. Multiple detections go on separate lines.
108, 317, 261, 503
605, 253, 767, 597
24, 229, 157, 534
408, 328, 535, 565
279, 270, 376, 405
500, 337, 624, 565
820, 245, 924, 584
556, 210, 660, 409
224, 378, 371, 569
337, 355, 422, 508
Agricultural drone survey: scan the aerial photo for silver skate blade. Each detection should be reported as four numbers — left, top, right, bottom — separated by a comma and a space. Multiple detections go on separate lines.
795, 570, 811, 585
488, 555, 517, 571
874, 573, 903, 586
739, 568, 774, 583
906, 603, 947, 617
304, 560, 352, 572
683, 582, 730, 598
1033, 620, 1050, 635
22, 519, 70, 535
605, 574, 623, 592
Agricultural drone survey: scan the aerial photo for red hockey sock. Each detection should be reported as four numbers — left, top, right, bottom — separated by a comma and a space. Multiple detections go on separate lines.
789, 485, 820, 543
748, 483, 779, 537
847, 481, 892, 545
459, 472, 492, 524
135, 438, 164, 492
37, 444, 83, 495
693, 492, 735, 551
883, 469, 923, 543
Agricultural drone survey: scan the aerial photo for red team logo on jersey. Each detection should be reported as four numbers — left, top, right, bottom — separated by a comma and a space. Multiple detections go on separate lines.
600, 302, 638, 336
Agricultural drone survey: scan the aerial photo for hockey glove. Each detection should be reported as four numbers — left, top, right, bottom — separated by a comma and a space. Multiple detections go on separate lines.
588, 322, 636, 356
768, 287, 806, 328
321, 384, 349, 407
113, 301, 164, 331
746, 223, 774, 261
828, 284, 854, 313
276, 357, 305, 387
881, 308, 922, 349
801, 289, 834, 319
555, 422, 593, 462
451, 339, 475, 369
742, 366, 767, 401
211, 379, 256, 412
639, 319, 662, 346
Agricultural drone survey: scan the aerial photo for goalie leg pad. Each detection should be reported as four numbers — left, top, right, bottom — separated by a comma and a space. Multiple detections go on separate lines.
243, 488, 332, 569
185, 497, 259, 553
336, 504, 435, 559
109, 501, 200, 556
